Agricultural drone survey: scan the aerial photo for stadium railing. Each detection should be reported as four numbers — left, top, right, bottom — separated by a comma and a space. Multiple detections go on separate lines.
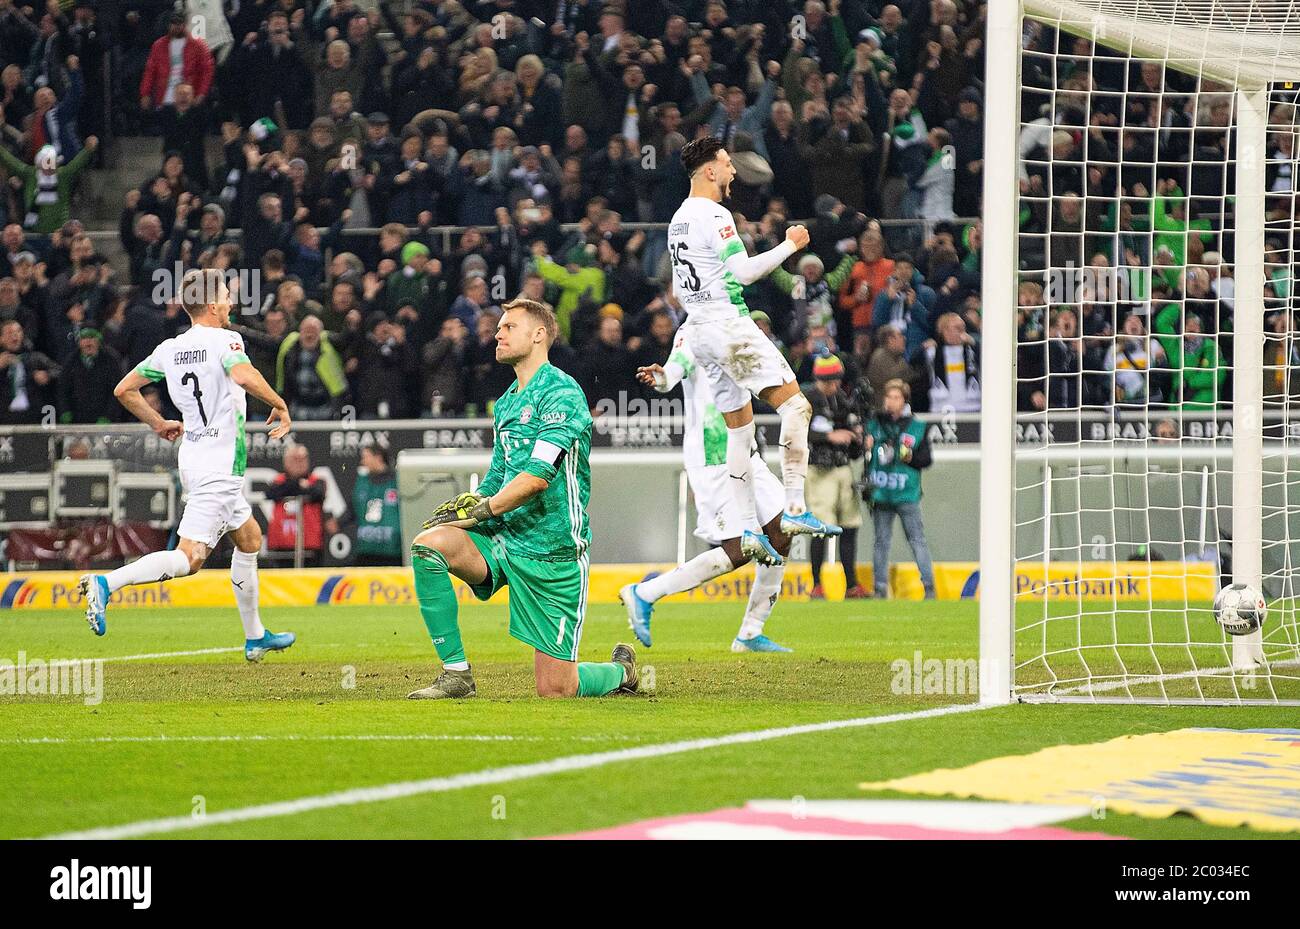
81, 218, 976, 258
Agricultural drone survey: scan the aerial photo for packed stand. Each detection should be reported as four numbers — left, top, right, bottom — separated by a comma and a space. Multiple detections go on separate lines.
1015, 22, 1300, 415
1, 0, 997, 425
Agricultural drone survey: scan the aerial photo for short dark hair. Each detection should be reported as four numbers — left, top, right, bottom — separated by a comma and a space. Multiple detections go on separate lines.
680, 136, 726, 176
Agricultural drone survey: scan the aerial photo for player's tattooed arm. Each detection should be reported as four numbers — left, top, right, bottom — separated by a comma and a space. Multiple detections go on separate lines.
229, 362, 293, 439
114, 370, 182, 440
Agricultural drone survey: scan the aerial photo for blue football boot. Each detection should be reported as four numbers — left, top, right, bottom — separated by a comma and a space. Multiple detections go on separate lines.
245, 629, 296, 662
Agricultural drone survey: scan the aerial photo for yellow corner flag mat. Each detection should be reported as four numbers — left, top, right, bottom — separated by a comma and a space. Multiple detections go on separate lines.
861, 728, 1300, 833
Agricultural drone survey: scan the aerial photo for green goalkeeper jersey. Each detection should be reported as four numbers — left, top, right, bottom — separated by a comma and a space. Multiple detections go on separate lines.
473, 361, 592, 562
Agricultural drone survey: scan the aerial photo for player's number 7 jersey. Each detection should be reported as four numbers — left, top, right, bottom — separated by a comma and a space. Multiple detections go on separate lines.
134, 326, 252, 476
667, 197, 751, 322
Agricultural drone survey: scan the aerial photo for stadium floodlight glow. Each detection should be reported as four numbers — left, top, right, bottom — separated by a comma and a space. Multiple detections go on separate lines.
980, 0, 1300, 705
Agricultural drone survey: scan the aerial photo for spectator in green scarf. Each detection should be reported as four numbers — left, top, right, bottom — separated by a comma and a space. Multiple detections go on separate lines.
0, 137, 98, 234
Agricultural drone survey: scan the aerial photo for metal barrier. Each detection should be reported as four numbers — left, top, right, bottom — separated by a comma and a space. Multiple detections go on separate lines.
80, 218, 980, 257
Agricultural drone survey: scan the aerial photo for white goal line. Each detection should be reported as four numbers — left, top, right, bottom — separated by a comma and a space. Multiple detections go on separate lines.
1029, 656, 1300, 698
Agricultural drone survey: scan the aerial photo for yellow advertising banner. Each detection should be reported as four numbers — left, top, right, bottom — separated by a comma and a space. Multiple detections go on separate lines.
0, 560, 1215, 610
890, 560, 1218, 602
861, 728, 1300, 833
0, 566, 832, 610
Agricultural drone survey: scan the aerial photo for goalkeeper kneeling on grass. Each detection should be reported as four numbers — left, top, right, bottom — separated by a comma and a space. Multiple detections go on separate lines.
406, 298, 639, 700
864, 379, 936, 599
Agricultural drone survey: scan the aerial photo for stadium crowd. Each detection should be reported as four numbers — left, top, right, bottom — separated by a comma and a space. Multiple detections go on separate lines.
0, 0, 991, 426
0, 0, 1292, 431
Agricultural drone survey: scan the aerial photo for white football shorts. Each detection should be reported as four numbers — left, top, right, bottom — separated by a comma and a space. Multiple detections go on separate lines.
688, 454, 786, 546
177, 470, 252, 548
686, 315, 795, 414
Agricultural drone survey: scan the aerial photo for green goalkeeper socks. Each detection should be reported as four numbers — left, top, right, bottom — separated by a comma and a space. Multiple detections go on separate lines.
577, 661, 625, 696
412, 545, 467, 666
415, 543, 623, 697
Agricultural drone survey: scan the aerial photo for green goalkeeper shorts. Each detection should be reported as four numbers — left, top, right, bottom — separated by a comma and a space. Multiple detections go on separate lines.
466, 530, 588, 661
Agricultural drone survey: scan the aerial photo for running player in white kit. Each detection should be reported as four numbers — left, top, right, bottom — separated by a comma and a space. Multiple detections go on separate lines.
620, 326, 793, 652
668, 136, 840, 567
79, 268, 297, 661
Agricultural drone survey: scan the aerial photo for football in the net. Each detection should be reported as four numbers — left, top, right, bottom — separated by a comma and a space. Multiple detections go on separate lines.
1213, 584, 1267, 637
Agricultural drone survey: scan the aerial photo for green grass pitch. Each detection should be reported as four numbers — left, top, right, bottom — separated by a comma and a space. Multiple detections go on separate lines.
0, 598, 1297, 839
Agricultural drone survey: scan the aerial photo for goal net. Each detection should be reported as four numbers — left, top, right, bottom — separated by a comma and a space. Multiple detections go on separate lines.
981, 0, 1300, 704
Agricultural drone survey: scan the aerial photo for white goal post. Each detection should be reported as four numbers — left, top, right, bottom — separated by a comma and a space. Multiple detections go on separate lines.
980, 0, 1300, 705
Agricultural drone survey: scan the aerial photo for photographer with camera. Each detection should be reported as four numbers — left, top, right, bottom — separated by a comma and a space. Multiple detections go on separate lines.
805, 355, 868, 600
864, 378, 935, 600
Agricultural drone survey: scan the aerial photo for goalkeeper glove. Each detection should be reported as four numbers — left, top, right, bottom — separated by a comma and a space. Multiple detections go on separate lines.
422, 492, 495, 530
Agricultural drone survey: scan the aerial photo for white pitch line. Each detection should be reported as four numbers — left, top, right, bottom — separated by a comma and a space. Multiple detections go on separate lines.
1046, 656, 1300, 697
32, 702, 988, 840
2, 734, 638, 745
45, 647, 242, 666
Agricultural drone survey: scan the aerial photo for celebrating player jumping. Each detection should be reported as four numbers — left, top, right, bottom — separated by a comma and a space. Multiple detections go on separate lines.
668, 136, 841, 568
623, 325, 793, 653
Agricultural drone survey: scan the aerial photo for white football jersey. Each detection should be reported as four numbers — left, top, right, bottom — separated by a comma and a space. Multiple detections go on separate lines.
135, 325, 251, 475
666, 196, 751, 323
